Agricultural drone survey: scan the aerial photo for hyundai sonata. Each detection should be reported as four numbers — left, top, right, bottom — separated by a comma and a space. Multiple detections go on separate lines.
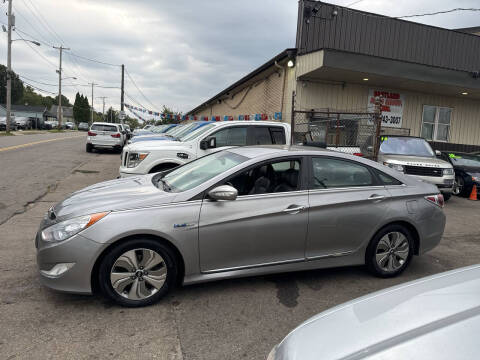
36, 146, 446, 307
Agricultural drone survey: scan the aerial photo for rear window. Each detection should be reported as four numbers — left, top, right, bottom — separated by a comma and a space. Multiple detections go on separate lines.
91, 124, 118, 132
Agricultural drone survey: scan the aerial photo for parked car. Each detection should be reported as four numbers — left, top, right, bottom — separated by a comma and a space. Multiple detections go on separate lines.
438, 151, 480, 197
37, 146, 445, 307
132, 124, 169, 137
86, 122, 126, 153
0, 117, 17, 131
78, 122, 89, 131
65, 121, 75, 130
361, 135, 454, 200
128, 121, 211, 144
120, 121, 290, 177
267, 264, 480, 360
15, 117, 32, 130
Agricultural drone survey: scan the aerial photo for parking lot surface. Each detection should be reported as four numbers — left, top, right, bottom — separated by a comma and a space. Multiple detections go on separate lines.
1, 142, 479, 359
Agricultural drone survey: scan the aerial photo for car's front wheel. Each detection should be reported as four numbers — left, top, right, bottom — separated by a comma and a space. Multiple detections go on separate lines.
366, 224, 414, 278
98, 239, 178, 307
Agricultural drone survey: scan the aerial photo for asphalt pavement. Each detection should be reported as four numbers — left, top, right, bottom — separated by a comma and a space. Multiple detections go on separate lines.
0, 137, 479, 359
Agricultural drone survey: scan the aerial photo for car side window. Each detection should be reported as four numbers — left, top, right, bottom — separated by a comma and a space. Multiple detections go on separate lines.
226, 159, 301, 196
212, 127, 247, 147
253, 126, 273, 145
311, 157, 374, 189
375, 170, 403, 186
270, 127, 286, 144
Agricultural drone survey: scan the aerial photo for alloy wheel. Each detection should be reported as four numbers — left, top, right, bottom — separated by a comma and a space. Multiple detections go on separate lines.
453, 177, 463, 196
375, 232, 410, 273
110, 248, 167, 300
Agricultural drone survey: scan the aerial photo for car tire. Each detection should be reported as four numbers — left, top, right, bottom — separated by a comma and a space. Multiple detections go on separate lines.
98, 238, 178, 307
86, 143, 93, 153
366, 224, 414, 278
443, 193, 451, 201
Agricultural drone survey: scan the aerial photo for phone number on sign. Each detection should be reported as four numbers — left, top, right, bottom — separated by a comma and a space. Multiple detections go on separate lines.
382, 115, 401, 125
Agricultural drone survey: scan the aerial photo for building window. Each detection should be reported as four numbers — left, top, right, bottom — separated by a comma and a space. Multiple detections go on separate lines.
421, 105, 452, 142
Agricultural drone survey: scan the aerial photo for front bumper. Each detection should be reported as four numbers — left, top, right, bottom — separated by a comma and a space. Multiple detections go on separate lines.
405, 174, 454, 193
36, 232, 108, 294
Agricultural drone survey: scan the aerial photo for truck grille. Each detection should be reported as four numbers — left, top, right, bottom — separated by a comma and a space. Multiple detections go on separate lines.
404, 166, 443, 177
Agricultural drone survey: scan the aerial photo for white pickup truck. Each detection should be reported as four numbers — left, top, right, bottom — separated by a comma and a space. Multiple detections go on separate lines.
119, 121, 291, 177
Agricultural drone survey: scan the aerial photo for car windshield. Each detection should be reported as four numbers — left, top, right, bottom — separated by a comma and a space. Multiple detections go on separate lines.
156, 150, 248, 192
91, 124, 118, 132
447, 153, 480, 168
151, 125, 169, 133
380, 137, 435, 157
179, 123, 215, 141
164, 125, 184, 136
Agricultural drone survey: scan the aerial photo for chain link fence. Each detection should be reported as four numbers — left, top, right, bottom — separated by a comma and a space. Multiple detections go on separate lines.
292, 110, 411, 160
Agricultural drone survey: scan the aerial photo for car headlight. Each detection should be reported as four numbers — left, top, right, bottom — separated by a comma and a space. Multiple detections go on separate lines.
443, 168, 454, 175
127, 152, 149, 168
383, 162, 404, 173
41, 212, 108, 242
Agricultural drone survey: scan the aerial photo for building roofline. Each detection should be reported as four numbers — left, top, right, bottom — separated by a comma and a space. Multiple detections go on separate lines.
306, 1, 480, 40
187, 48, 297, 115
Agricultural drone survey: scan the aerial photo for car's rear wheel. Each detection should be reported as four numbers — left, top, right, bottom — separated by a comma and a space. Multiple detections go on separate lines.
98, 239, 177, 307
366, 224, 414, 278
86, 143, 93, 153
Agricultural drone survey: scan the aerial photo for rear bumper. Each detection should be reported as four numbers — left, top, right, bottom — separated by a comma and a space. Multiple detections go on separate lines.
87, 136, 123, 148
418, 207, 446, 254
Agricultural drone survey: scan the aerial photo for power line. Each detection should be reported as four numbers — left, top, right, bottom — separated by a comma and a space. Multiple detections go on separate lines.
125, 68, 160, 110
124, 91, 149, 111
15, 30, 57, 69
12, 5, 52, 46
345, 0, 364, 7
398, 7, 480, 19
18, 75, 57, 86
21, 0, 65, 45
69, 52, 121, 67
22, 80, 56, 95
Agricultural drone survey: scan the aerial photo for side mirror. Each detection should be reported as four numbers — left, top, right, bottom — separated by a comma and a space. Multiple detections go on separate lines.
435, 150, 442, 156
200, 137, 216, 150
208, 185, 238, 201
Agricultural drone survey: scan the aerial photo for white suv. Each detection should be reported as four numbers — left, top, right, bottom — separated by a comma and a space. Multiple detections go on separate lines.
86, 122, 126, 153
119, 121, 291, 177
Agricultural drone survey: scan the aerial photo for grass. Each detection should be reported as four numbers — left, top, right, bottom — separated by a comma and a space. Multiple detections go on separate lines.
0, 131, 15, 136
48, 129, 66, 133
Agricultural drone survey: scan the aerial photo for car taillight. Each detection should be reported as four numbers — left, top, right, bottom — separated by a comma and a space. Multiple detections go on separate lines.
425, 194, 444, 208
111, 133, 121, 138
87, 131, 96, 136
353, 153, 364, 157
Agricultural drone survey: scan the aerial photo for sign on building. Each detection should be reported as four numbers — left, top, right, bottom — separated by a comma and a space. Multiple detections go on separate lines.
367, 90, 404, 128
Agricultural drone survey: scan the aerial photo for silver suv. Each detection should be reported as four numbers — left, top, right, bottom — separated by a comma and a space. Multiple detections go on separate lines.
363, 135, 454, 200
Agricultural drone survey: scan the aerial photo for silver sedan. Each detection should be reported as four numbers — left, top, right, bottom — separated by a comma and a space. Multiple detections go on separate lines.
268, 264, 480, 360
36, 146, 446, 307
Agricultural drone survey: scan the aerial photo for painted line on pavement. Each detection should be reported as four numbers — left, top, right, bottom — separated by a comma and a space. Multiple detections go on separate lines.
0, 135, 84, 152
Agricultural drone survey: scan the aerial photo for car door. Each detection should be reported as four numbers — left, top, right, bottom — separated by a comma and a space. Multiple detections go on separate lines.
198, 157, 308, 272
306, 156, 391, 259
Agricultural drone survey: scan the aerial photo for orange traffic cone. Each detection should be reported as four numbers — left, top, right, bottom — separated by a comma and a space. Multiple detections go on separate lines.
469, 184, 478, 201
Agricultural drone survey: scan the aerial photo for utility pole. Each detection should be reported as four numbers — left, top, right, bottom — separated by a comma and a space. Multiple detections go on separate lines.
121, 64, 124, 112
5, 0, 13, 133
53, 45, 70, 129
88, 82, 97, 123
97, 96, 107, 121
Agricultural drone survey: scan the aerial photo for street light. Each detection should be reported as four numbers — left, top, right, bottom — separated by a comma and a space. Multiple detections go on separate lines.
61, 76, 77, 80
11, 39, 41, 46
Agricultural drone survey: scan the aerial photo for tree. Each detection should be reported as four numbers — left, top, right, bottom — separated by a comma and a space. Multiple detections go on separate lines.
124, 116, 139, 130
53, 94, 71, 107
0, 64, 24, 104
160, 105, 182, 124
105, 107, 117, 123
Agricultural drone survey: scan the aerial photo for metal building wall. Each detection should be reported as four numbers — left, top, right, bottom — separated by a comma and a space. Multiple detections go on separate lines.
297, 0, 480, 73
295, 81, 480, 146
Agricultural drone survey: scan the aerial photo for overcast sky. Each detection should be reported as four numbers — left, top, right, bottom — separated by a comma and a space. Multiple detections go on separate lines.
1, 0, 478, 117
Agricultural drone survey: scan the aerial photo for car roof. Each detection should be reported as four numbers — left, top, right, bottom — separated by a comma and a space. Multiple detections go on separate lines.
278, 264, 480, 360
227, 145, 337, 159
91, 122, 120, 126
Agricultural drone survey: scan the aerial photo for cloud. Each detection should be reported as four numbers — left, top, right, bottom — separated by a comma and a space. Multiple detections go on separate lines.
1, 0, 478, 115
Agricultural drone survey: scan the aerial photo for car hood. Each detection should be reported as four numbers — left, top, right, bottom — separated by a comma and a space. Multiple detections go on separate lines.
274, 265, 480, 360
50, 174, 176, 221
131, 135, 174, 143
126, 140, 192, 151
381, 154, 451, 168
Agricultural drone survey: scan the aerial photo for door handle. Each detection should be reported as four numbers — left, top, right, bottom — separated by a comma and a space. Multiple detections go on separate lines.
283, 205, 306, 214
368, 194, 386, 201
